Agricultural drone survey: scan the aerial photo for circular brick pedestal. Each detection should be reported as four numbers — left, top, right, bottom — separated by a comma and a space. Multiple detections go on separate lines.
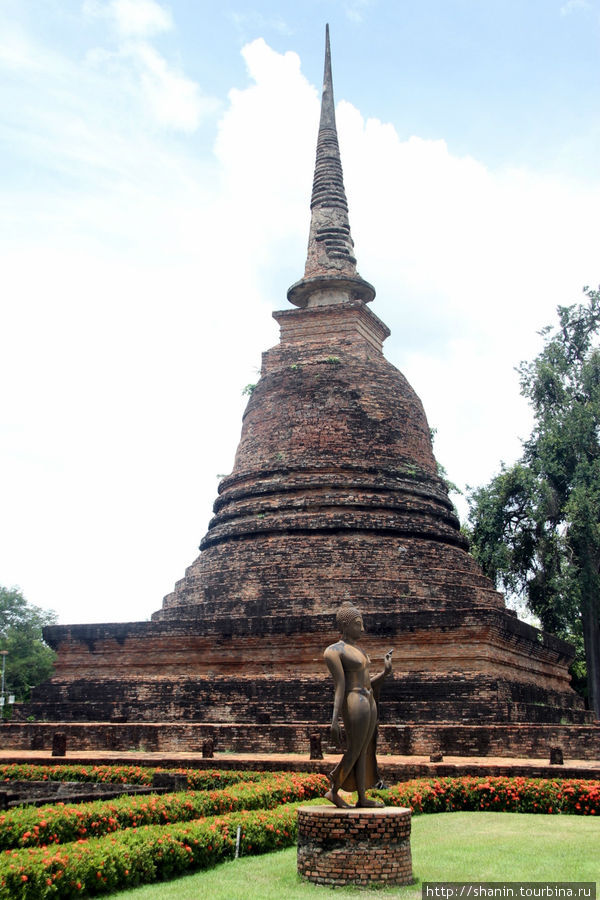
297, 805, 413, 887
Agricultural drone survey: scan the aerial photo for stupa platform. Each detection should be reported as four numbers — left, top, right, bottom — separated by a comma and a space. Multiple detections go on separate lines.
11, 606, 593, 749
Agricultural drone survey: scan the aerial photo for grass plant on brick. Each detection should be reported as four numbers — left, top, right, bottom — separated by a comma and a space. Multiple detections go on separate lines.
0, 773, 328, 851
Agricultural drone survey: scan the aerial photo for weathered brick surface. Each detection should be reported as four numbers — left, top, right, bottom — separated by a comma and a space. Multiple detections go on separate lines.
297, 806, 413, 886
2, 721, 600, 758
17, 668, 588, 726
23, 301, 596, 755
29, 605, 584, 727
274, 302, 389, 354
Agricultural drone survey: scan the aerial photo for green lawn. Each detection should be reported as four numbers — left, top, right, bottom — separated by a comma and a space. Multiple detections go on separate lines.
112, 811, 600, 899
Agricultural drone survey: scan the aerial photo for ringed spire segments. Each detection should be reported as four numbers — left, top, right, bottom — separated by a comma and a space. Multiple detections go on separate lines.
287, 25, 375, 308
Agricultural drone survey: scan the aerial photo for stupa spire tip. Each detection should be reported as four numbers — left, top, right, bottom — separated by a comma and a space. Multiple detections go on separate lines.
287, 25, 375, 308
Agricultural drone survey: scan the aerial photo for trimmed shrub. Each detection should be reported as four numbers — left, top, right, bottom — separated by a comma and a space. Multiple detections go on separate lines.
374, 776, 600, 816
2, 770, 597, 900
0, 803, 299, 898
0, 773, 328, 851
0, 764, 263, 790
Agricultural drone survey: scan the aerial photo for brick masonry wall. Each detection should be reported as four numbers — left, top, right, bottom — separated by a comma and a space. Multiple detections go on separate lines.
297, 805, 413, 886
158, 533, 500, 620
158, 303, 471, 621
43, 607, 574, 677
3, 722, 599, 759
273, 302, 390, 356
25, 301, 596, 748
18, 670, 589, 726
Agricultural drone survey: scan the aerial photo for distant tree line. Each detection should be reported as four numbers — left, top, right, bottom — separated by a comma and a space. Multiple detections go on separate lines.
0, 585, 56, 709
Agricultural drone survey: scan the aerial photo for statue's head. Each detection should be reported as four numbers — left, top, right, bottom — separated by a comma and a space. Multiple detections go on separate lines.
336, 602, 363, 637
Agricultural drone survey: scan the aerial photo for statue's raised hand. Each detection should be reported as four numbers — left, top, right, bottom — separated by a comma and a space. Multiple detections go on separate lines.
384, 648, 393, 675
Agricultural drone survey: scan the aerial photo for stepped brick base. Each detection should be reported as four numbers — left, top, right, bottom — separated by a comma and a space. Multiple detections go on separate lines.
22, 270, 598, 752
297, 805, 413, 886
3, 722, 599, 759
22, 605, 592, 731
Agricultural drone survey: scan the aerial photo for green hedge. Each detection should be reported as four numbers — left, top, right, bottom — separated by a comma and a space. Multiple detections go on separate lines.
374, 775, 600, 815
0, 773, 328, 851
0, 763, 264, 789
0, 803, 299, 899
2, 771, 598, 900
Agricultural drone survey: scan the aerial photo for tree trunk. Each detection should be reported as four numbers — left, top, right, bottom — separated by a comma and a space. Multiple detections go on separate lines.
582, 597, 600, 720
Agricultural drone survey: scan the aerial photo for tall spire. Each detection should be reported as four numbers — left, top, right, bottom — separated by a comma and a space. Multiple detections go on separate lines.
287, 25, 375, 308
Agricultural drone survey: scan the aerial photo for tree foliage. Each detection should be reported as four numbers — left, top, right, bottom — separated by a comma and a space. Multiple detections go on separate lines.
468, 287, 600, 718
0, 586, 57, 705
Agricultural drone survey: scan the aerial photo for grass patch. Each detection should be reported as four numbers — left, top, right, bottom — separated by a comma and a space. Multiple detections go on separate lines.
111, 811, 600, 899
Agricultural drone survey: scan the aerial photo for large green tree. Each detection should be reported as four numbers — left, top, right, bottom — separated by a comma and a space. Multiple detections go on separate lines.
468, 287, 600, 719
0, 586, 57, 706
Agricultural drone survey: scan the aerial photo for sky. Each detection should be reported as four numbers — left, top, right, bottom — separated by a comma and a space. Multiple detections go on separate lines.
1, 0, 599, 626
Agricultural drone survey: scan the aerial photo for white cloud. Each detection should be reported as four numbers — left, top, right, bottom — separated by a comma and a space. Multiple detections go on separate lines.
81, 1, 214, 132
84, 0, 173, 36
123, 40, 214, 131
229, 11, 293, 37
0, 26, 42, 71
560, 0, 591, 15
0, 22, 72, 76
112, 0, 173, 36
343, 0, 372, 23
215, 38, 316, 253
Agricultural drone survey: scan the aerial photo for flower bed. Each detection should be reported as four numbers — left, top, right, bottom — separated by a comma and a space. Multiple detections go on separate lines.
1, 770, 598, 899
0, 763, 262, 790
374, 776, 600, 815
0, 803, 299, 898
0, 773, 328, 851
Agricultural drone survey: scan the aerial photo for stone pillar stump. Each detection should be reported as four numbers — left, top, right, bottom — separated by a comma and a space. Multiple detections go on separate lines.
297, 805, 412, 887
51, 732, 67, 757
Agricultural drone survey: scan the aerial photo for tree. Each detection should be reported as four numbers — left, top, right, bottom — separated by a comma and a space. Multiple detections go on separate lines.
467, 287, 600, 719
0, 586, 57, 706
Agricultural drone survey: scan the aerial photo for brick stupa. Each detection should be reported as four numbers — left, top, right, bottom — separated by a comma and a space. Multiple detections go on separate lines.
10, 28, 598, 758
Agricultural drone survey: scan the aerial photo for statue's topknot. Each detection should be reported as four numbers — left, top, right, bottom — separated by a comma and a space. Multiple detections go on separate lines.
336, 601, 362, 632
